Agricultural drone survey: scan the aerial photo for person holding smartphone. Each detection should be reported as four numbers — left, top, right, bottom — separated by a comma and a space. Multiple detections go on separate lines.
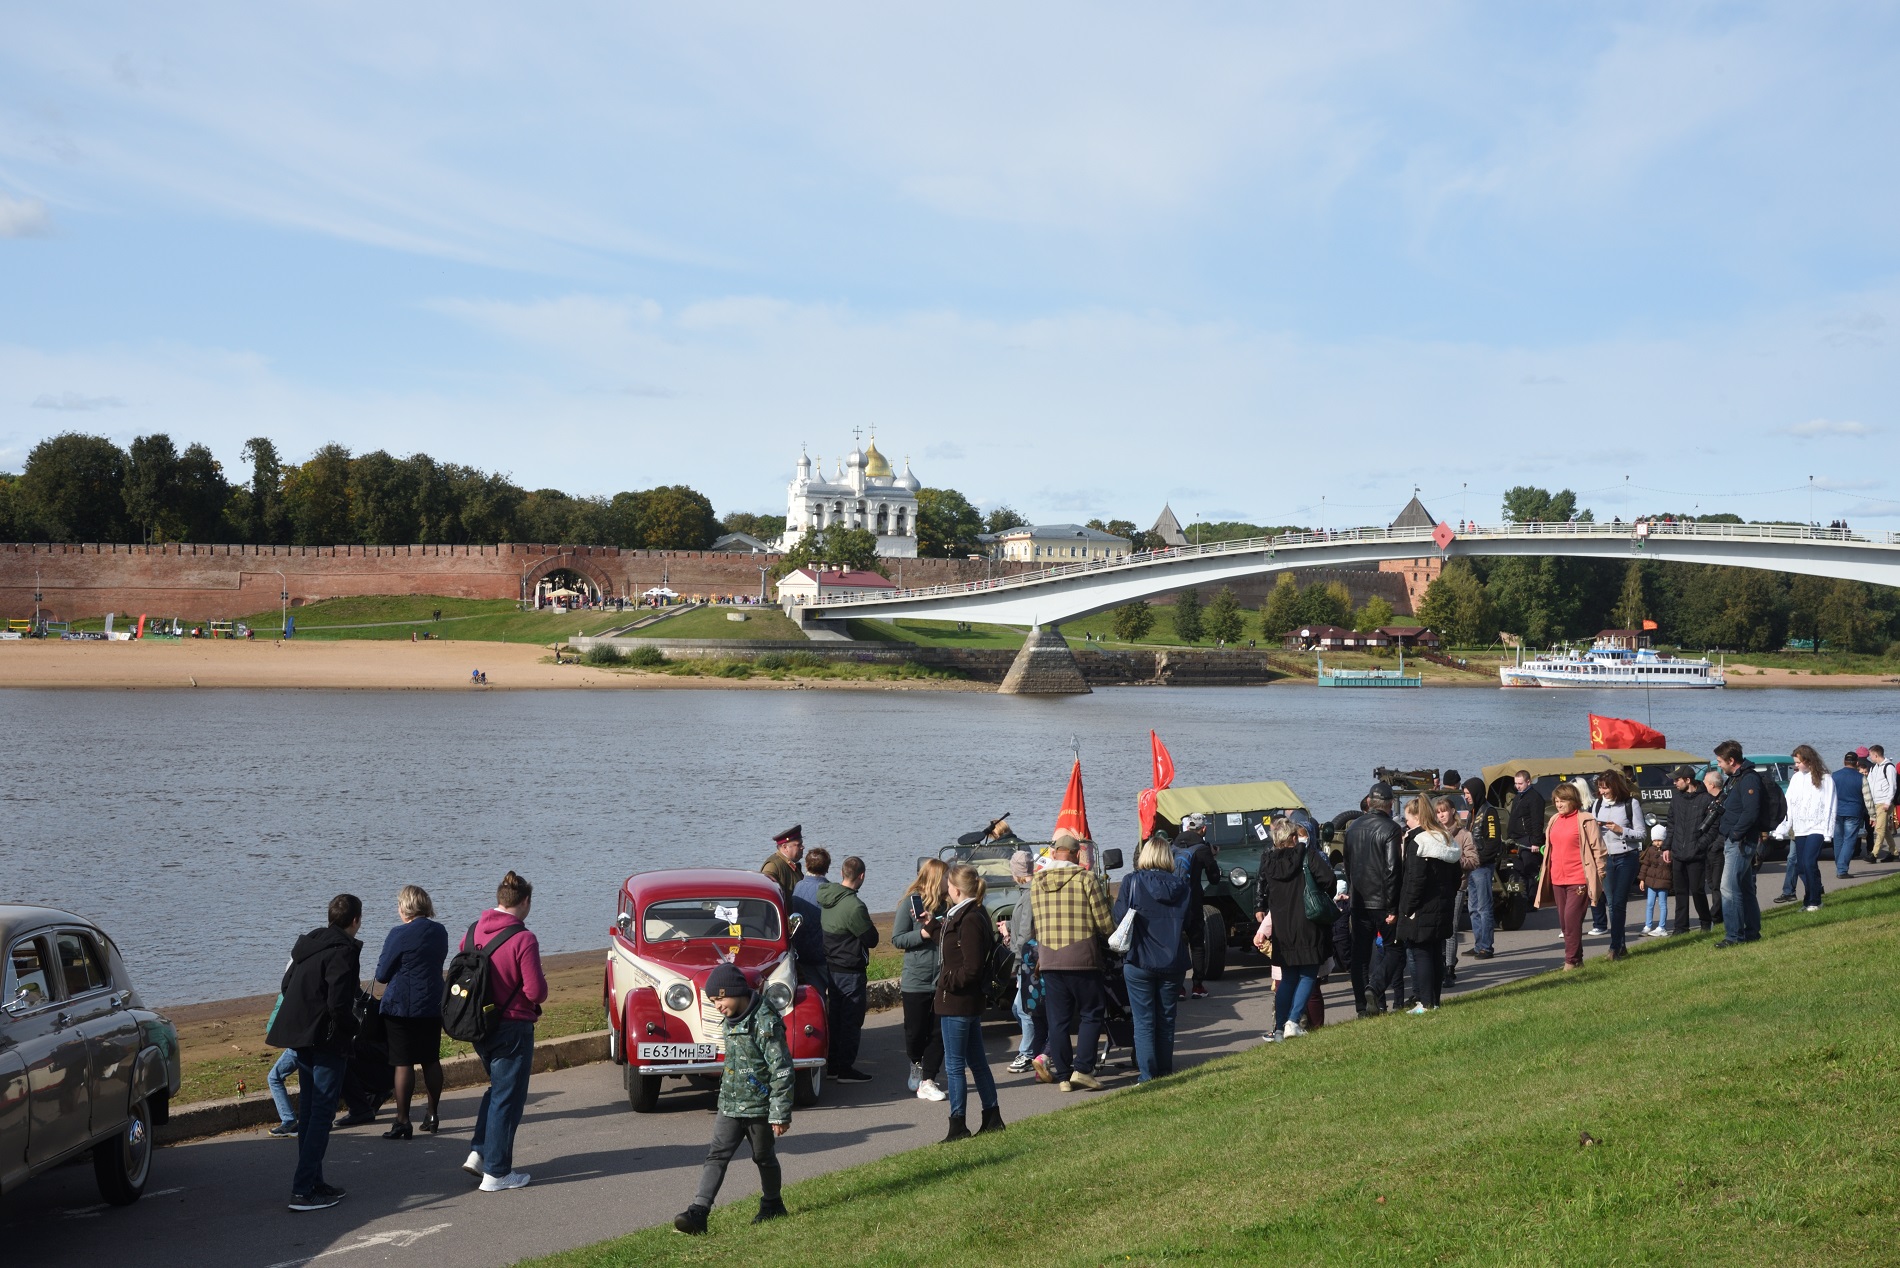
891, 860, 949, 1101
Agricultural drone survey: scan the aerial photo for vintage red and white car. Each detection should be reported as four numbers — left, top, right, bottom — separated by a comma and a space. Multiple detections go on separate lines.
604, 868, 828, 1112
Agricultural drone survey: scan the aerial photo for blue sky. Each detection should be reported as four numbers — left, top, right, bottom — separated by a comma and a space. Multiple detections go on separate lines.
2, 2, 1897, 528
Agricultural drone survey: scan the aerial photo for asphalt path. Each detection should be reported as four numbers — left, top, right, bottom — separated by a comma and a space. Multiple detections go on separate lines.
10, 853, 1894, 1268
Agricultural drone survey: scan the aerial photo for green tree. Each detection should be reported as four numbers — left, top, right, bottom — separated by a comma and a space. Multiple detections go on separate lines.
240, 437, 288, 543
174, 442, 230, 541
347, 450, 421, 545
123, 433, 181, 542
1171, 588, 1204, 643
451, 467, 522, 544
1296, 580, 1352, 627
772, 525, 880, 577
1259, 573, 1303, 640
1204, 586, 1245, 644
19, 432, 130, 541
283, 443, 354, 544
1816, 579, 1882, 653
1111, 600, 1155, 642
916, 487, 983, 557
721, 511, 787, 543
635, 485, 720, 550
1418, 562, 1493, 647
1355, 595, 1395, 632
984, 506, 1029, 534
0, 472, 31, 539
1086, 518, 1139, 544
1612, 561, 1650, 630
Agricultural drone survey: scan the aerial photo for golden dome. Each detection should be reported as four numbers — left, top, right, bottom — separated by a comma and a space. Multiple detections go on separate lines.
863, 440, 893, 479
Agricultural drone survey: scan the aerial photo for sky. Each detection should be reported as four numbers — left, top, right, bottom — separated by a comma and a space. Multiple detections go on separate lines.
2, 2, 1898, 529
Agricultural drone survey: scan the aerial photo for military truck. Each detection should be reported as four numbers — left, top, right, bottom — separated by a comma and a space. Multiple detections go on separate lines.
1149, 781, 1311, 981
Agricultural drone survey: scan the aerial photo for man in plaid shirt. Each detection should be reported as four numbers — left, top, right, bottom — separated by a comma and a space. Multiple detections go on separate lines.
1028, 836, 1113, 1091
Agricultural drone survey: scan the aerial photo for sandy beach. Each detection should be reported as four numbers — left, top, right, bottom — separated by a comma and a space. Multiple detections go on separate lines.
0, 638, 989, 691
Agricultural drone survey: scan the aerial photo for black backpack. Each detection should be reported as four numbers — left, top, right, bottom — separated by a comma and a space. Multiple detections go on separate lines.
1753, 769, 1787, 838
442, 920, 525, 1043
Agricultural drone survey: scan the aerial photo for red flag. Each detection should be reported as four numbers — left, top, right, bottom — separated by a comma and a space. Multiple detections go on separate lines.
1641, 619, 1658, 631
1150, 730, 1175, 790
1137, 787, 1159, 842
1589, 713, 1665, 750
1053, 760, 1092, 842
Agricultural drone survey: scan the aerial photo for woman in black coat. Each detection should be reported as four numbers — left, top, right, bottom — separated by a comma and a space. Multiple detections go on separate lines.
1396, 796, 1466, 1012
1253, 818, 1337, 1042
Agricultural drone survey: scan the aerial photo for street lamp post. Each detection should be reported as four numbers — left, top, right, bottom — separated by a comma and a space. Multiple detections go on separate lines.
273, 569, 289, 637
758, 563, 769, 604
33, 568, 42, 631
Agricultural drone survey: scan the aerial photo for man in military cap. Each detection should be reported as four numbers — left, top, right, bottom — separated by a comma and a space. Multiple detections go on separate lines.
762, 826, 802, 903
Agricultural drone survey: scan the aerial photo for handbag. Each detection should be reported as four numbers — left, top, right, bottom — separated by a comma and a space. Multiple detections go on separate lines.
354, 989, 386, 1046
1302, 850, 1340, 924
1108, 906, 1138, 954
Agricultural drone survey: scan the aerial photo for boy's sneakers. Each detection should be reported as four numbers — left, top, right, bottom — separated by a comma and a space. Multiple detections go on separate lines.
1803, 904, 1823, 912
908, 1062, 922, 1092
268, 1121, 298, 1138
1007, 1055, 1034, 1074
916, 1078, 946, 1102
832, 1068, 872, 1084
1283, 1020, 1306, 1039
462, 1150, 484, 1178
288, 1183, 345, 1212
674, 1205, 710, 1235
479, 1171, 531, 1192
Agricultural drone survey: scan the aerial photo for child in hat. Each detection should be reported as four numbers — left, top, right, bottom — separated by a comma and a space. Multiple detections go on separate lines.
1639, 823, 1674, 938
674, 963, 794, 1235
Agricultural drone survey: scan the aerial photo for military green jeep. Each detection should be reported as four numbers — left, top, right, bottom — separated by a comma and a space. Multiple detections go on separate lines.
1152, 781, 1310, 980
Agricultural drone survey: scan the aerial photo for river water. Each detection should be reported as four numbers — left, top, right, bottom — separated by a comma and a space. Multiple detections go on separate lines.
7, 684, 1899, 1005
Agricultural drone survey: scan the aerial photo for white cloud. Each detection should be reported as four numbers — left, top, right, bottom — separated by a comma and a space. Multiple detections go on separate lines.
0, 194, 51, 237
31, 392, 124, 410
1786, 418, 1874, 438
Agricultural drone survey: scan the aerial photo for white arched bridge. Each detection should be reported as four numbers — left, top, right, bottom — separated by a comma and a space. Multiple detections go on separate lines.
802, 520, 1900, 627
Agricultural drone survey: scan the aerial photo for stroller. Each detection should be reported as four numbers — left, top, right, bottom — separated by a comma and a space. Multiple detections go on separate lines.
1096, 949, 1138, 1070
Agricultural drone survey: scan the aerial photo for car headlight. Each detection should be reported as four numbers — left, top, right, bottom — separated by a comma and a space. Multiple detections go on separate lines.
1229, 867, 1249, 889
764, 981, 793, 1012
664, 983, 695, 1012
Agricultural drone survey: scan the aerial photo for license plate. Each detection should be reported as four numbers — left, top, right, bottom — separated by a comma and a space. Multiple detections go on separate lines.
637, 1042, 719, 1062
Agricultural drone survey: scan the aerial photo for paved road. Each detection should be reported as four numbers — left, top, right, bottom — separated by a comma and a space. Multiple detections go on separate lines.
10, 854, 1892, 1268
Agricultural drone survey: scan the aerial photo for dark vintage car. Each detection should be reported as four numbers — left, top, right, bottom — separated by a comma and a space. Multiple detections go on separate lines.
1, 906, 181, 1205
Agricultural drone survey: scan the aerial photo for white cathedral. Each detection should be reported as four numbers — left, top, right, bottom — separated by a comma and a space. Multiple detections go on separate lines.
778, 435, 922, 559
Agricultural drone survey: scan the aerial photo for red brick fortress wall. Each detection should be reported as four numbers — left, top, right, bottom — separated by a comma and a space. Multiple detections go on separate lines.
0, 542, 1032, 623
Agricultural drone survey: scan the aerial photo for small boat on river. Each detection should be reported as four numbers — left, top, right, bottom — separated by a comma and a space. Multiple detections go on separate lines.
1317, 653, 1421, 688
1500, 641, 1724, 689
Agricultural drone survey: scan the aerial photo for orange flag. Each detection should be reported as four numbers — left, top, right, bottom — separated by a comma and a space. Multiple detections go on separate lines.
1150, 731, 1176, 790
1137, 787, 1159, 842
1589, 713, 1665, 750
1053, 759, 1092, 842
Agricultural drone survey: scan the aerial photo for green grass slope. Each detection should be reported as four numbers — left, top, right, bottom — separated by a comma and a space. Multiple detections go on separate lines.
626, 606, 807, 639
848, 618, 1027, 648
228, 595, 630, 643
526, 880, 1900, 1268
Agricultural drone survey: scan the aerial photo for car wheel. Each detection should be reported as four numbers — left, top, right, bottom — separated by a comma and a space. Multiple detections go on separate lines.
793, 1066, 823, 1107
94, 1094, 153, 1206
625, 1065, 661, 1113
1201, 907, 1227, 980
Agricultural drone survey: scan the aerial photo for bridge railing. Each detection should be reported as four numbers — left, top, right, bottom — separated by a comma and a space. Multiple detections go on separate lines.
812, 519, 1896, 607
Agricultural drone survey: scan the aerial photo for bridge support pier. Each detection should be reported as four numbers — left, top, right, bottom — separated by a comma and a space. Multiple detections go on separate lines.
999, 627, 1090, 695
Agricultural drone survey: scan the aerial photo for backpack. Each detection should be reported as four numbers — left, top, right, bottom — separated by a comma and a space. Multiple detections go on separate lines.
441, 920, 525, 1043
1753, 769, 1787, 837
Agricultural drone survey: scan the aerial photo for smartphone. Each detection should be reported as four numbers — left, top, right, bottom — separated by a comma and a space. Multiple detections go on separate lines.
909, 894, 926, 923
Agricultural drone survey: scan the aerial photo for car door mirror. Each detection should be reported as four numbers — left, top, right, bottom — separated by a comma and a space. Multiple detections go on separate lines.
787, 913, 803, 939
615, 912, 632, 937
1100, 848, 1124, 872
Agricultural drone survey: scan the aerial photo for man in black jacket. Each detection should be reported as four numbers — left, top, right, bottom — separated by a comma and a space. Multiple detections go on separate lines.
266, 893, 363, 1212
1506, 770, 1546, 864
1713, 740, 1765, 946
1342, 787, 1403, 1016
1175, 815, 1220, 998
1665, 765, 1718, 934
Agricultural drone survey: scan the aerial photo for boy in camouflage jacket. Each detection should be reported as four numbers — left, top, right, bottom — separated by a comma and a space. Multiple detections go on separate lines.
674, 963, 794, 1235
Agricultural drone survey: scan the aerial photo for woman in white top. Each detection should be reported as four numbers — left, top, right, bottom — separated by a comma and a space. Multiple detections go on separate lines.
1591, 769, 1648, 959
1774, 744, 1835, 911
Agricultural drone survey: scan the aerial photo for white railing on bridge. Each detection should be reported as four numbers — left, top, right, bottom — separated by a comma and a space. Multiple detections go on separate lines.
812, 519, 1898, 608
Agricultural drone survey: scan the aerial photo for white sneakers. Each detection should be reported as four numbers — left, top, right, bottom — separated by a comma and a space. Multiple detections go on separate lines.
462, 1150, 484, 1178
480, 1171, 531, 1192
1803, 904, 1823, 912
908, 1062, 922, 1092
1282, 1020, 1306, 1039
916, 1078, 946, 1102
1408, 1003, 1429, 1015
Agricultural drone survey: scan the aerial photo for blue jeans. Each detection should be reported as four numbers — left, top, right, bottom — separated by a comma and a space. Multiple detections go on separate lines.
938, 1013, 997, 1118
1792, 833, 1826, 906
1645, 888, 1668, 928
1466, 866, 1496, 953
1604, 852, 1639, 954
1273, 964, 1319, 1030
1011, 981, 1036, 1059
1834, 816, 1863, 877
1721, 838, 1762, 942
268, 1049, 299, 1126
470, 1019, 535, 1178
1121, 963, 1182, 1081
291, 1049, 346, 1194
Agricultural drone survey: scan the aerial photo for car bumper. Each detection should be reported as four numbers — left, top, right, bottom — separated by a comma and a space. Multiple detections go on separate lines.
637, 1056, 828, 1077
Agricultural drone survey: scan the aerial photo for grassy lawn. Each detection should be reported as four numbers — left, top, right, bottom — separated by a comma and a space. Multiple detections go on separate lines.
232, 595, 630, 643
848, 618, 1027, 649
627, 606, 808, 640
524, 879, 1900, 1267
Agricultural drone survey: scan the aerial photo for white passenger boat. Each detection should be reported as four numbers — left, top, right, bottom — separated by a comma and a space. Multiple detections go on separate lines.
1499, 641, 1724, 689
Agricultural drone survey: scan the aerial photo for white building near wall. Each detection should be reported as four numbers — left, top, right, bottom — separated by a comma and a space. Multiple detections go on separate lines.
774, 567, 900, 605
986, 523, 1132, 564
780, 438, 921, 558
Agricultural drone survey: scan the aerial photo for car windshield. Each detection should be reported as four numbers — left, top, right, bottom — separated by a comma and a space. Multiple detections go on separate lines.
642, 898, 781, 944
